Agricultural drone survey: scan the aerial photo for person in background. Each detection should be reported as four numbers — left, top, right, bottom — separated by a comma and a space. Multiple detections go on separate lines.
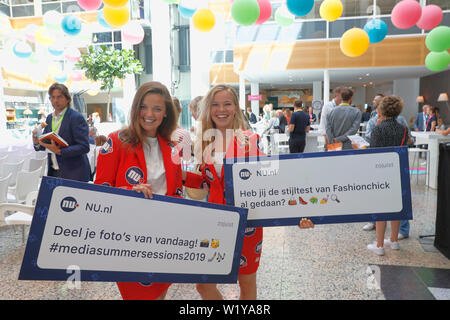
189, 95, 203, 133
95, 81, 182, 300
288, 100, 310, 153
32, 82, 91, 182
365, 96, 409, 256
361, 106, 372, 122
325, 88, 361, 150
283, 108, 292, 125
171, 96, 193, 162
276, 109, 287, 133
414, 104, 429, 132
307, 106, 317, 125
363, 94, 412, 236
426, 106, 438, 132
246, 106, 257, 124
319, 87, 342, 138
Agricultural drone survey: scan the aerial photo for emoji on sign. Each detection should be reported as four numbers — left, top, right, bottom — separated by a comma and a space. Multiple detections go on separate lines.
211, 239, 220, 248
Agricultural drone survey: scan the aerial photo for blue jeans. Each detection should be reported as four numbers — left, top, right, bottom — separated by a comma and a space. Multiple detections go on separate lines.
399, 220, 410, 237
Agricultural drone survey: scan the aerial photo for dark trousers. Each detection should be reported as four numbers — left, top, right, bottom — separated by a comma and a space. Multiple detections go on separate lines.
47, 166, 61, 178
289, 139, 306, 154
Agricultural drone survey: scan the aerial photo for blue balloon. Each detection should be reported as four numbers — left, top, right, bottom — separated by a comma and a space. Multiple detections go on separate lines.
48, 46, 64, 56
97, 9, 112, 28
54, 73, 67, 82
13, 43, 32, 58
178, 4, 197, 18
286, 0, 314, 17
61, 15, 82, 36
364, 19, 388, 43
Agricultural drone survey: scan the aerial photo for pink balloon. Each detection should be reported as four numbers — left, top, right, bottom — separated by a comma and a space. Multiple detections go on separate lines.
391, 0, 422, 29
416, 5, 443, 30
77, 0, 102, 11
70, 70, 83, 81
255, 0, 272, 25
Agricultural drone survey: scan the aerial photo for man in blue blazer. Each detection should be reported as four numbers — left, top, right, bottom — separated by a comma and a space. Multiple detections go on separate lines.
413, 105, 430, 132
32, 83, 91, 182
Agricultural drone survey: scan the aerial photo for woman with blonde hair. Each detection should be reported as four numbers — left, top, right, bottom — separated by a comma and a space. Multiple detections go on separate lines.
95, 81, 184, 299
184, 84, 264, 299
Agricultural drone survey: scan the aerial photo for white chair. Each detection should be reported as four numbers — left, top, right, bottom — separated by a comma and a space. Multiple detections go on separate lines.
273, 133, 290, 154
35, 151, 48, 160
7, 168, 41, 203
0, 191, 37, 242
1, 160, 24, 187
29, 156, 47, 178
0, 155, 7, 174
0, 173, 12, 203
408, 147, 430, 185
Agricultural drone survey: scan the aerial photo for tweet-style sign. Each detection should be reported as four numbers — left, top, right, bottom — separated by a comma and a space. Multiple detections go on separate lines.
19, 177, 247, 284
224, 146, 412, 227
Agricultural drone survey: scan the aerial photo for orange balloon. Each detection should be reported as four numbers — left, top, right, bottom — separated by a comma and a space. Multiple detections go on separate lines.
103, 5, 130, 28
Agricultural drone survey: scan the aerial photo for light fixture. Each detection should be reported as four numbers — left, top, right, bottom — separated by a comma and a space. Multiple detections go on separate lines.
416, 96, 424, 103
437, 93, 448, 102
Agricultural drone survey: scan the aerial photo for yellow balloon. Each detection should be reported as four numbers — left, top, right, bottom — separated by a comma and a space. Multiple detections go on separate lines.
103, 5, 130, 28
192, 8, 215, 32
320, 0, 343, 22
340, 27, 369, 57
102, 0, 129, 9
35, 27, 55, 46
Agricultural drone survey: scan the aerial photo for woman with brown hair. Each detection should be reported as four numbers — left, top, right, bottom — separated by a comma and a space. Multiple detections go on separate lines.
94, 81, 183, 300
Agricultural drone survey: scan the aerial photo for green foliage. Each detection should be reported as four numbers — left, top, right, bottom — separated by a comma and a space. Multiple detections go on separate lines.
76, 45, 143, 92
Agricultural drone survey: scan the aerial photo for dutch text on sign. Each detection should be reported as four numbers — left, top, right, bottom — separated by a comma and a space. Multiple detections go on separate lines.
225, 147, 412, 227
20, 178, 247, 283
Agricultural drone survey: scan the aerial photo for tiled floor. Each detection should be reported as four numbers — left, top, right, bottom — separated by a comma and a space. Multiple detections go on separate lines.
1, 175, 449, 300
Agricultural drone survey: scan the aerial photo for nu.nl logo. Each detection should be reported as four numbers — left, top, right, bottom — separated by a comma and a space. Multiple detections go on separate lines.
60, 197, 79, 212
239, 169, 251, 180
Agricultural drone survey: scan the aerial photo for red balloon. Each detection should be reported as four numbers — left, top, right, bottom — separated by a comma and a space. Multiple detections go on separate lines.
391, 0, 422, 29
416, 5, 443, 30
255, 0, 272, 25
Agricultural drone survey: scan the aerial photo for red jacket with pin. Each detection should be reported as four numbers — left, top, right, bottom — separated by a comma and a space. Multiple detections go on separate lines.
94, 130, 183, 300
94, 130, 183, 196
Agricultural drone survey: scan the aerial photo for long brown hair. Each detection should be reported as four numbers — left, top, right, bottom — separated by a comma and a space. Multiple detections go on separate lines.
120, 81, 177, 147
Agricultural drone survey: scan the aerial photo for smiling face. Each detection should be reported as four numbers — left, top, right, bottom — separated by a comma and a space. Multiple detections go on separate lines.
139, 93, 166, 137
210, 90, 237, 132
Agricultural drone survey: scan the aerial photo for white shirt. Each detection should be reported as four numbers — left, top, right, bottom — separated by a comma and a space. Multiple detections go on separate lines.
319, 99, 336, 134
143, 137, 167, 195
50, 107, 68, 170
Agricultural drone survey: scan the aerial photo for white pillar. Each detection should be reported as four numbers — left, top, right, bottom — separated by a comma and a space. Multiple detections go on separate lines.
189, 11, 213, 98
313, 80, 322, 102
393, 78, 420, 126
121, 42, 137, 124
323, 70, 330, 104
150, 0, 172, 89
250, 82, 259, 115
239, 74, 246, 111
0, 66, 6, 136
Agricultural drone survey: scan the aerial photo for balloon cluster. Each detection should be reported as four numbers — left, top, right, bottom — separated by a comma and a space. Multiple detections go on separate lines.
390, 0, 447, 72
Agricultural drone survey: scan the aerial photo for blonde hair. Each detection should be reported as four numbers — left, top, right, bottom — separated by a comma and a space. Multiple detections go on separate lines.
194, 84, 248, 165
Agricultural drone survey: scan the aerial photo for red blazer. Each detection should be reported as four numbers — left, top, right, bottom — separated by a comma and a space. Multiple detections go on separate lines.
185, 130, 264, 204
94, 131, 183, 197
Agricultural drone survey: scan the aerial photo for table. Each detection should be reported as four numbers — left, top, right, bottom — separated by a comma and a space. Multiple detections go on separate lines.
411, 131, 450, 189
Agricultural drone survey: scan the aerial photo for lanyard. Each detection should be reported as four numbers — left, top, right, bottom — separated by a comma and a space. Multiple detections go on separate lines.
52, 108, 67, 132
